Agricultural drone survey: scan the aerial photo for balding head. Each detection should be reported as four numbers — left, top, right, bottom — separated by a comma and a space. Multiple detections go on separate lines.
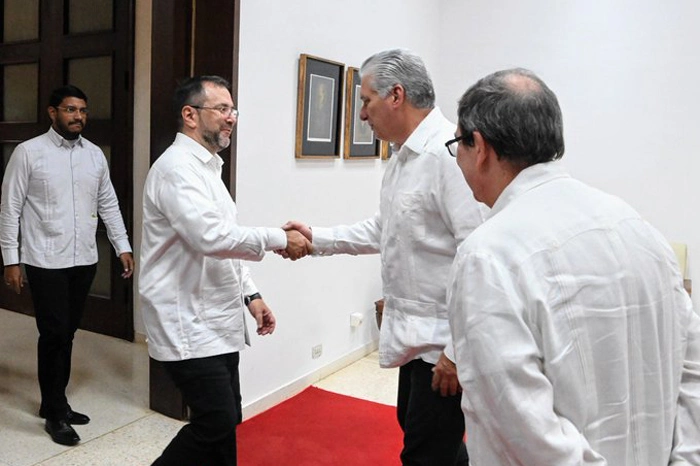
457, 68, 565, 169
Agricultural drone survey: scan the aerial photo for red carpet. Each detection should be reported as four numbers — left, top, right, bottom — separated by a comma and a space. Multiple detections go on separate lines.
238, 387, 402, 465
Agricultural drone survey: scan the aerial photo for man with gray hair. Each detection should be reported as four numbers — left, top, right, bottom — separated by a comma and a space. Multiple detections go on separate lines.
447, 68, 700, 465
283, 49, 484, 465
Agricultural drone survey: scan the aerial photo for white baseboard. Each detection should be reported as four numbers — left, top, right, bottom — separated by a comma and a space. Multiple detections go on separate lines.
241, 340, 378, 420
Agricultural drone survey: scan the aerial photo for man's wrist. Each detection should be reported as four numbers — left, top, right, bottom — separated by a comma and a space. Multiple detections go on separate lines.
244, 292, 262, 306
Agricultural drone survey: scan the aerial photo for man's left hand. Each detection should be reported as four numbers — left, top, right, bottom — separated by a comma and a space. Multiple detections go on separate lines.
247, 299, 276, 336
431, 352, 462, 397
120, 252, 134, 278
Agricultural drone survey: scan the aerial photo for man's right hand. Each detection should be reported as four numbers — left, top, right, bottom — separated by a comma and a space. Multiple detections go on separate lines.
284, 229, 312, 260
4, 265, 23, 294
282, 220, 312, 241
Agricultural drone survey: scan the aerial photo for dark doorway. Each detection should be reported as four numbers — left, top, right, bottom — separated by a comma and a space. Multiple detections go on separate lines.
0, 0, 135, 340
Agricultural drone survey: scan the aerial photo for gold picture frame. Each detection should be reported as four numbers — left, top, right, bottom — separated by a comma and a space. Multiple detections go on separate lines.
343, 67, 381, 159
295, 54, 345, 159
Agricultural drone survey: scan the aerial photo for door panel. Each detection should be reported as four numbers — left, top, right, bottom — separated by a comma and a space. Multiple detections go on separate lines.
68, 56, 113, 118
2, 63, 39, 121
67, 0, 113, 34
0, 0, 134, 341
2, 0, 39, 43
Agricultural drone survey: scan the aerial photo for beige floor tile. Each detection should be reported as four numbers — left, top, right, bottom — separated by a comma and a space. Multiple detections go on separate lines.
314, 353, 398, 406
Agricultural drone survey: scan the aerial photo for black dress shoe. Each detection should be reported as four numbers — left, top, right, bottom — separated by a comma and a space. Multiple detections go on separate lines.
40, 408, 90, 425
65, 409, 90, 425
45, 419, 80, 446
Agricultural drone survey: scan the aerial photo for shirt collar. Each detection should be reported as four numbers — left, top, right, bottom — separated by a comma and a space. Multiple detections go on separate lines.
174, 132, 224, 169
394, 107, 444, 158
489, 161, 571, 218
48, 126, 84, 148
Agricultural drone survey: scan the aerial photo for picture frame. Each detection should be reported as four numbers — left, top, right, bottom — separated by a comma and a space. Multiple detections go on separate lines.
343, 67, 380, 159
295, 54, 345, 159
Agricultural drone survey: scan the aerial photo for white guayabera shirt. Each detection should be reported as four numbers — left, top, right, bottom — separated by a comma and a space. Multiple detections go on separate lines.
449, 162, 700, 465
0, 127, 132, 268
139, 133, 286, 362
312, 108, 486, 368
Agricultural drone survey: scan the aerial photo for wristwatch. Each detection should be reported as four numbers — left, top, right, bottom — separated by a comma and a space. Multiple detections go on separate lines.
244, 292, 262, 306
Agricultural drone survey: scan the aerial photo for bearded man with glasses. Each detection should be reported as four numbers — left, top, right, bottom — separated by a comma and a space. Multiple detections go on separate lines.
140, 75, 311, 466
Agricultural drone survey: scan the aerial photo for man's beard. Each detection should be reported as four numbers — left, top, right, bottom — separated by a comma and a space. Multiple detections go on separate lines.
202, 127, 231, 152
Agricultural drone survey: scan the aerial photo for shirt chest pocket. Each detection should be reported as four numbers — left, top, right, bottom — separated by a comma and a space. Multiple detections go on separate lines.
388, 192, 428, 242
28, 160, 51, 200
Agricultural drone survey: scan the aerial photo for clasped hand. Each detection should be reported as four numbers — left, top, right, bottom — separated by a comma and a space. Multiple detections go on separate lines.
278, 220, 313, 260
280, 220, 313, 260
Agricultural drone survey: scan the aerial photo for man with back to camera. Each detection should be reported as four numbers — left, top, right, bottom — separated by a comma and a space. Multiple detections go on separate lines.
140, 75, 311, 466
0, 84, 134, 446
447, 68, 700, 464
283, 49, 485, 465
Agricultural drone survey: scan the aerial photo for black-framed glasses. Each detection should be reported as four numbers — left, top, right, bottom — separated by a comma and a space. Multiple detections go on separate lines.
56, 106, 89, 116
190, 105, 239, 118
445, 133, 473, 157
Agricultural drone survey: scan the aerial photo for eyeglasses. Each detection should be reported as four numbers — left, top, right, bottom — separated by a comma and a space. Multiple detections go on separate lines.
57, 106, 89, 116
445, 133, 474, 157
190, 105, 239, 118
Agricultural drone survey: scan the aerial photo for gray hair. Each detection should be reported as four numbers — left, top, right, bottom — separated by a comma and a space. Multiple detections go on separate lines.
457, 68, 564, 168
360, 49, 435, 109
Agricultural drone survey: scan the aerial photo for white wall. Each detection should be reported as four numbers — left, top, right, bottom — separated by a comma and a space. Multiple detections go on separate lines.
436, 0, 700, 307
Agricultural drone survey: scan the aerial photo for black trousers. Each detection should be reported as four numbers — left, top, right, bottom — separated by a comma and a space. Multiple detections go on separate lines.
25, 264, 97, 422
152, 352, 242, 466
397, 358, 469, 466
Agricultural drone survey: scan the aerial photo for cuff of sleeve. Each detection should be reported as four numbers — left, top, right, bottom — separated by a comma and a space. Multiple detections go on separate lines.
266, 228, 287, 251
309, 226, 334, 256
113, 241, 133, 256
241, 272, 258, 297
443, 342, 456, 364
2, 249, 19, 265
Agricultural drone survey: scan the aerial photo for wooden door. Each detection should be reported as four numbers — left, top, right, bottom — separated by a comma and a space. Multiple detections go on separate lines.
0, 0, 135, 340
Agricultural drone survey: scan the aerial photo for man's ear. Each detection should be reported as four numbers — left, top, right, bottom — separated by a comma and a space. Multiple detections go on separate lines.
389, 84, 405, 107
472, 131, 492, 171
47, 106, 57, 123
181, 106, 198, 129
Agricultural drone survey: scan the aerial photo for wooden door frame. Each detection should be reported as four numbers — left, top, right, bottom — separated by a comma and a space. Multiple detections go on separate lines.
148, 0, 240, 420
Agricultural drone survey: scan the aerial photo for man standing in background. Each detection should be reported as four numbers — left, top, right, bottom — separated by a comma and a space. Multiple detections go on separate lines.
283, 49, 484, 465
140, 75, 310, 466
0, 84, 134, 446
448, 68, 700, 464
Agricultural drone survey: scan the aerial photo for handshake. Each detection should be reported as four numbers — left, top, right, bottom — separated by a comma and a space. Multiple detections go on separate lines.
279, 220, 313, 261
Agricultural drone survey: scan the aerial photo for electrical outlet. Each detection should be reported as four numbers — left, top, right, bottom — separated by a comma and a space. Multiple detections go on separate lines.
350, 312, 364, 328
311, 344, 322, 359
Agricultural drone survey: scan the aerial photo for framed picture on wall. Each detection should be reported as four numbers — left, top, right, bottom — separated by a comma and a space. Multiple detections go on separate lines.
295, 54, 345, 159
343, 67, 380, 159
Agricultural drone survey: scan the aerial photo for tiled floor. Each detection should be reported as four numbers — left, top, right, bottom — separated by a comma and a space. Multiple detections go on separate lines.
0, 309, 397, 466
